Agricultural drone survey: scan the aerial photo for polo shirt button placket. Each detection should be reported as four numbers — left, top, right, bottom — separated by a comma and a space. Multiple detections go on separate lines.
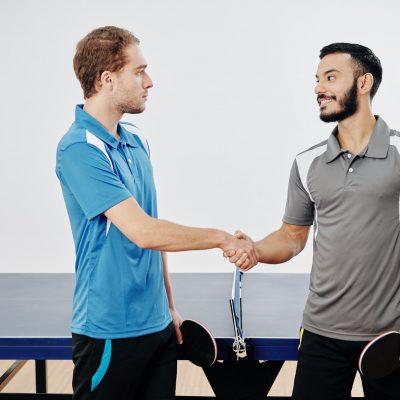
344, 152, 354, 175
345, 155, 355, 190
121, 143, 135, 175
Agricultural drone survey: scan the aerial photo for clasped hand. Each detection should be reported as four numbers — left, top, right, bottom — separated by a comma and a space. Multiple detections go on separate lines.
223, 230, 258, 271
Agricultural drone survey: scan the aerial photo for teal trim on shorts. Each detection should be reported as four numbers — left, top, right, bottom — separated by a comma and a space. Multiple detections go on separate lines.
91, 339, 112, 391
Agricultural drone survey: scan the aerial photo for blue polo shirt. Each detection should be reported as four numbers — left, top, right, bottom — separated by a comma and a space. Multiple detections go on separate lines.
56, 105, 171, 339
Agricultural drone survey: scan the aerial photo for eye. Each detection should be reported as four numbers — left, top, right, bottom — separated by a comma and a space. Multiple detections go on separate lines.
327, 75, 335, 81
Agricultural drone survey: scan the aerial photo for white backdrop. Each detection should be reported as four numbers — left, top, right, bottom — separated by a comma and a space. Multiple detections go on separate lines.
1, 0, 399, 273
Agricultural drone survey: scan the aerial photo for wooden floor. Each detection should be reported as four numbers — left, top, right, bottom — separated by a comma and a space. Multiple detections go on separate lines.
0, 360, 364, 397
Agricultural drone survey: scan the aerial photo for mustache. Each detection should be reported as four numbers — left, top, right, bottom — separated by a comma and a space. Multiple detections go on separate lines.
317, 94, 337, 102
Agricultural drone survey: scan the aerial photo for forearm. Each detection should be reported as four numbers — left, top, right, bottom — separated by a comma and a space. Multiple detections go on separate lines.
161, 252, 184, 343
105, 197, 232, 252
255, 225, 309, 264
162, 252, 176, 310
138, 217, 230, 252
104, 197, 258, 261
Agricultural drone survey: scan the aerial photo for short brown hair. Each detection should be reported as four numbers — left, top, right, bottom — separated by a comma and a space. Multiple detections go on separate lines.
73, 26, 140, 99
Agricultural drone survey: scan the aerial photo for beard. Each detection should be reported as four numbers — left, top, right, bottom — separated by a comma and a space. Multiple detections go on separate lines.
118, 101, 145, 115
116, 92, 146, 115
319, 79, 359, 123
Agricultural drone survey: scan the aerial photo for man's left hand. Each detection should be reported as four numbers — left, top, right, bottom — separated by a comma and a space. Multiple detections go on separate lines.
170, 308, 184, 344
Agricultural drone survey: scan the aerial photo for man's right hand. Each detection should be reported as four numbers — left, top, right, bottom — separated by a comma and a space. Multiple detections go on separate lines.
222, 230, 258, 271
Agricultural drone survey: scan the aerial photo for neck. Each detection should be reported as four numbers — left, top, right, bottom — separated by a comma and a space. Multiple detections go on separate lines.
83, 97, 122, 140
336, 106, 376, 155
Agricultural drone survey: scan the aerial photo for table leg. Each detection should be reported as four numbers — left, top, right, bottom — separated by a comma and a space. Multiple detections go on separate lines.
35, 361, 47, 393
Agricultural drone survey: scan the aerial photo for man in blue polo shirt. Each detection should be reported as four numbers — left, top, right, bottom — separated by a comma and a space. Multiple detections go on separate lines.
56, 26, 257, 400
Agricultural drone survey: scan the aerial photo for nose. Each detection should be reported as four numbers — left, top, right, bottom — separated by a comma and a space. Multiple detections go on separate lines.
143, 72, 153, 89
314, 80, 325, 95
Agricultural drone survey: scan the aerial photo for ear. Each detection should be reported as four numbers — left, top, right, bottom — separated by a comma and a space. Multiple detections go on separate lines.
96, 70, 113, 92
358, 73, 374, 96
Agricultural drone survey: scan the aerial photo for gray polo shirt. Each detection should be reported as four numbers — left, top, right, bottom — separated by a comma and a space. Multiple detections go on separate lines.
284, 116, 400, 341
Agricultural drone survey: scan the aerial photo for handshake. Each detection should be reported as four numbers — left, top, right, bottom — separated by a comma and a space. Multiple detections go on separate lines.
222, 230, 259, 271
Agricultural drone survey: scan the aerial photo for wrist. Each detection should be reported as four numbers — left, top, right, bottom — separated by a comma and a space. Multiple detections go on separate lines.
254, 241, 263, 261
216, 230, 232, 250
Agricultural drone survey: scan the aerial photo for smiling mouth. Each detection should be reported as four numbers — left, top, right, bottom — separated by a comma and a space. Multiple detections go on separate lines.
318, 96, 334, 108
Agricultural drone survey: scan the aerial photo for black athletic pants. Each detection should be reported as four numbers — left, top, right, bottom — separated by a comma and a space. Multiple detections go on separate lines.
292, 329, 400, 400
72, 322, 177, 400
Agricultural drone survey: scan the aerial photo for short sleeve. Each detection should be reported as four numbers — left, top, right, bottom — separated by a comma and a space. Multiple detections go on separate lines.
282, 159, 314, 226
57, 142, 131, 220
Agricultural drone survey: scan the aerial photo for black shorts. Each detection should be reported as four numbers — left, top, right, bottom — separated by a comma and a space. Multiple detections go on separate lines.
72, 322, 177, 400
292, 328, 400, 400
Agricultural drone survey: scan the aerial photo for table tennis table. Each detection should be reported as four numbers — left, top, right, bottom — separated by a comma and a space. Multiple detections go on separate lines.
0, 272, 356, 399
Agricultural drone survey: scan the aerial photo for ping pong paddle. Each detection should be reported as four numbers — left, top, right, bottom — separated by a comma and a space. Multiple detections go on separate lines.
180, 319, 217, 367
358, 330, 400, 379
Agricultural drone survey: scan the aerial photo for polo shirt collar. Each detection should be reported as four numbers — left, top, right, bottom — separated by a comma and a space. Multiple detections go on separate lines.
118, 124, 138, 148
365, 116, 390, 158
75, 104, 120, 149
325, 132, 343, 163
325, 115, 390, 163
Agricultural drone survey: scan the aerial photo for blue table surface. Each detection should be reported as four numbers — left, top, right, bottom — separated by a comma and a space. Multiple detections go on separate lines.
0, 273, 310, 360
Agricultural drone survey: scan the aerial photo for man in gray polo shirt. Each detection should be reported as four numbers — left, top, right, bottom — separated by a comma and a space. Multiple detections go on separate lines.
226, 43, 400, 399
